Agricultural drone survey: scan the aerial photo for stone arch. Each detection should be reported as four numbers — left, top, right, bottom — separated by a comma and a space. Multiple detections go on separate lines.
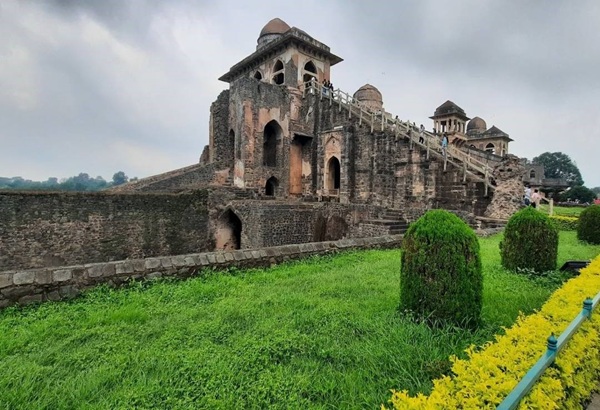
253, 70, 263, 80
263, 120, 282, 167
215, 209, 242, 251
485, 143, 495, 154
303, 60, 317, 83
530, 169, 536, 179
265, 176, 278, 196
326, 156, 341, 192
272, 60, 284, 85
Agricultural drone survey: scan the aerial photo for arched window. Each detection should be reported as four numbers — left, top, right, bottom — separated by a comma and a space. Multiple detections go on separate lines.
253, 71, 262, 80
265, 176, 278, 196
485, 143, 495, 154
326, 156, 341, 193
303, 61, 317, 84
530, 169, 536, 179
263, 120, 282, 167
272, 60, 284, 85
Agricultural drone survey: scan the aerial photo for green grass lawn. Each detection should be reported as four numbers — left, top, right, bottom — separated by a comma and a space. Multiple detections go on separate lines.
538, 204, 585, 217
1, 232, 599, 409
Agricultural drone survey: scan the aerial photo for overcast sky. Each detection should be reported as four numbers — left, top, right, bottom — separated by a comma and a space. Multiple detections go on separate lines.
1, 0, 599, 187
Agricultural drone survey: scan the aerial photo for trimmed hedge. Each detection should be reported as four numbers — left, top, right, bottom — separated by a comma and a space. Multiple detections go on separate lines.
400, 210, 482, 328
578, 205, 600, 244
550, 215, 578, 231
386, 254, 600, 409
501, 207, 558, 273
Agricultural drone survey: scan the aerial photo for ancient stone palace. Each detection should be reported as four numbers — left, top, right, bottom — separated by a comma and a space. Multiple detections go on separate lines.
1, 18, 525, 278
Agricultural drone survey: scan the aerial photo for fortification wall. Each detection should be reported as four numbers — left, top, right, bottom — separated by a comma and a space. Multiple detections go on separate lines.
0, 191, 211, 271
0, 235, 402, 309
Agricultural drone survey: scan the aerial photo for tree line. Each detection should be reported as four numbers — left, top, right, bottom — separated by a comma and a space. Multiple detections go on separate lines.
531, 152, 598, 203
0, 171, 136, 192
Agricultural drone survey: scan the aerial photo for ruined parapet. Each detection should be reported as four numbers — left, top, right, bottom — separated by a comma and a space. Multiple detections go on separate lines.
484, 154, 526, 220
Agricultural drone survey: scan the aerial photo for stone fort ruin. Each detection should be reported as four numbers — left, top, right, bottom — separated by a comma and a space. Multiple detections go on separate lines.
0, 18, 525, 278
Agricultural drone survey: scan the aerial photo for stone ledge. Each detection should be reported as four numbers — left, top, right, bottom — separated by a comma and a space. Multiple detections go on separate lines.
0, 234, 403, 309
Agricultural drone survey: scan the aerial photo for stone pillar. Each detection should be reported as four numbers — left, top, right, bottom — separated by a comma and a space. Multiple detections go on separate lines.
484, 154, 526, 220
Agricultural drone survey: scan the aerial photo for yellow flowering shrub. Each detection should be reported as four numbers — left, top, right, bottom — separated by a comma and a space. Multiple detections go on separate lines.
550, 215, 578, 231
385, 255, 600, 410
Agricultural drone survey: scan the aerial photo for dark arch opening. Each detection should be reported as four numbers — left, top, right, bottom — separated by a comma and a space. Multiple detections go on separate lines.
530, 169, 536, 179
263, 120, 282, 167
215, 209, 242, 251
273, 60, 284, 85
253, 71, 262, 80
303, 61, 317, 84
327, 156, 341, 191
265, 176, 278, 196
485, 143, 495, 154
304, 61, 317, 74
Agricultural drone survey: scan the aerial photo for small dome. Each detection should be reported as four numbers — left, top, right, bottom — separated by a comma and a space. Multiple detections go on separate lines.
467, 116, 487, 132
259, 18, 291, 38
353, 84, 383, 111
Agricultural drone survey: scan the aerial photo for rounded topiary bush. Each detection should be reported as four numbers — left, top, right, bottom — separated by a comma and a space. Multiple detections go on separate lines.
400, 210, 482, 328
578, 205, 600, 244
500, 207, 558, 273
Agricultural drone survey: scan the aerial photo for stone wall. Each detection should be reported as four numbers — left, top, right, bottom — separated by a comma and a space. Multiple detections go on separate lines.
0, 191, 211, 271
225, 200, 385, 249
0, 235, 402, 309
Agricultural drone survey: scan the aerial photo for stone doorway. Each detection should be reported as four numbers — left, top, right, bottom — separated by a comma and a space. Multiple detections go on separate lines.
215, 209, 242, 250
263, 120, 282, 167
265, 176, 278, 196
326, 156, 340, 194
290, 134, 312, 196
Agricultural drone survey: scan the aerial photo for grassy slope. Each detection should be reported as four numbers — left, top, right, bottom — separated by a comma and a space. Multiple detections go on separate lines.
0, 232, 598, 409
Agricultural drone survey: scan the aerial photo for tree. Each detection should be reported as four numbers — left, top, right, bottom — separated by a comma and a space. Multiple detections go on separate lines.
559, 185, 597, 204
112, 171, 128, 186
532, 152, 584, 187
591, 187, 600, 197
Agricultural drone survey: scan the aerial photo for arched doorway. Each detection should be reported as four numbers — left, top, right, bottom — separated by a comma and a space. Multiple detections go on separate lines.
326, 156, 340, 193
485, 143, 495, 154
263, 120, 282, 167
215, 209, 242, 250
265, 176, 278, 196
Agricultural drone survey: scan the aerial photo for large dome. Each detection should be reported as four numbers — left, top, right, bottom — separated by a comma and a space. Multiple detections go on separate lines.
353, 84, 383, 111
257, 18, 291, 50
259, 18, 290, 37
467, 116, 487, 132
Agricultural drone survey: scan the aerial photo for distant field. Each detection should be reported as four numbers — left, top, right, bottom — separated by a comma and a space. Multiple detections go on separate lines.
1, 232, 599, 409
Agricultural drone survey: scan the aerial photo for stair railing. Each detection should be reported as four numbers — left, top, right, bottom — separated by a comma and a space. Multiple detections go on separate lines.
302, 80, 495, 192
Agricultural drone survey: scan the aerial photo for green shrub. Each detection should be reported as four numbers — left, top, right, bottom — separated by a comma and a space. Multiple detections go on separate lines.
500, 207, 558, 273
400, 210, 482, 328
549, 215, 578, 231
577, 205, 600, 244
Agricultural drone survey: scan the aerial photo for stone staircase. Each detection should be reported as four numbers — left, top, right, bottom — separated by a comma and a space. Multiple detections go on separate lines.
365, 209, 410, 235
303, 80, 498, 195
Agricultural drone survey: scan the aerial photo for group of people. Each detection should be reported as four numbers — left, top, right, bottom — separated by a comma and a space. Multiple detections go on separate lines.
322, 79, 334, 95
524, 185, 542, 208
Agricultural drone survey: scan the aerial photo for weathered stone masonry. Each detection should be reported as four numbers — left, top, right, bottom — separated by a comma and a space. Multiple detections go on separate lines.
0, 190, 211, 271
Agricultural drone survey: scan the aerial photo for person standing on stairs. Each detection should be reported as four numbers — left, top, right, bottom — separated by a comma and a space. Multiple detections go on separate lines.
419, 124, 425, 143
441, 133, 448, 157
